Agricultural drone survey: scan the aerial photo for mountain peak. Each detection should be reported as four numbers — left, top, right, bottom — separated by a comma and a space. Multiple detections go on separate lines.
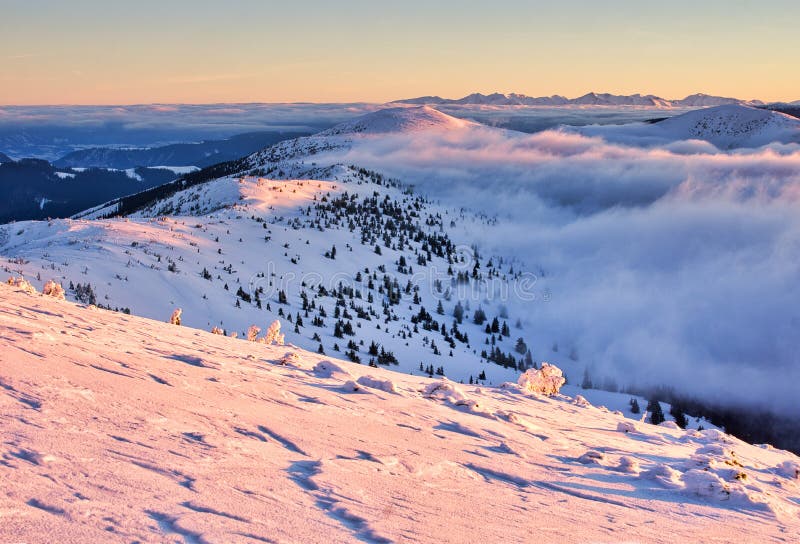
321, 106, 475, 135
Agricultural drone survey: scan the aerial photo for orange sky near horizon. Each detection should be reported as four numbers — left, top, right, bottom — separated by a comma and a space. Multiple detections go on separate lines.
2, 0, 798, 105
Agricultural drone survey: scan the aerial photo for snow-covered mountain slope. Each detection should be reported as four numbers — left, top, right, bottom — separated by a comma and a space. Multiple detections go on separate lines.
572, 105, 800, 149
654, 105, 800, 148
319, 106, 477, 135
2, 284, 798, 543
4, 104, 799, 451
1, 170, 543, 389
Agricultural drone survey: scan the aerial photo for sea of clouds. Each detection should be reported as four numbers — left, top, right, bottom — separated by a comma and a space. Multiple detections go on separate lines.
332, 127, 800, 412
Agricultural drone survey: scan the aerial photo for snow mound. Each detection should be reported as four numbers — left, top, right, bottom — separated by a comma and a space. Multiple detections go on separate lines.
577, 450, 606, 465
775, 460, 800, 479
641, 463, 685, 489
615, 456, 641, 474
422, 378, 469, 402
355, 375, 398, 394
313, 360, 352, 379
321, 106, 475, 136
658, 420, 681, 430
617, 421, 638, 433
572, 395, 590, 407
517, 363, 565, 396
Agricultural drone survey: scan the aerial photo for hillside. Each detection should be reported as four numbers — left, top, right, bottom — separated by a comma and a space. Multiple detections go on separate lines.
320, 106, 477, 135
572, 104, 800, 149
0, 169, 539, 389
1, 283, 798, 543
53, 131, 307, 170
654, 105, 800, 148
0, 159, 178, 223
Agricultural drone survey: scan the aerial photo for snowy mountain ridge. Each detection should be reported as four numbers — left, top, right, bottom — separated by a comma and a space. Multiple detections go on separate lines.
1, 282, 798, 543
396, 92, 768, 108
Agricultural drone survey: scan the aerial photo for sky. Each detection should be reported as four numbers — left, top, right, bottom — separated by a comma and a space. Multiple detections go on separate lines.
1, 0, 799, 105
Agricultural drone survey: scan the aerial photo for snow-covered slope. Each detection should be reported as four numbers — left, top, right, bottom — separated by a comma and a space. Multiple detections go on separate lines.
0, 170, 538, 388
655, 105, 800, 148
320, 106, 476, 135
572, 105, 800, 149
1, 283, 798, 543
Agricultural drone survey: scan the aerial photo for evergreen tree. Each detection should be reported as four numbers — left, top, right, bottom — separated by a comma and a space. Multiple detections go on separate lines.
581, 367, 593, 389
646, 399, 665, 425
670, 403, 689, 429
453, 301, 464, 323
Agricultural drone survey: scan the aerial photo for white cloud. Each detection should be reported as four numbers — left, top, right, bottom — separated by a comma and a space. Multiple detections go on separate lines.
326, 128, 800, 411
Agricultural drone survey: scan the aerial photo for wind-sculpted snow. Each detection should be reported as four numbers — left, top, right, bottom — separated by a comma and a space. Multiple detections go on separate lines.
0, 285, 798, 543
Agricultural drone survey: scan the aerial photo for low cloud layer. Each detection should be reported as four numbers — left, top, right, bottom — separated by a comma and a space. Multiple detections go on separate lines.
329, 128, 800, 411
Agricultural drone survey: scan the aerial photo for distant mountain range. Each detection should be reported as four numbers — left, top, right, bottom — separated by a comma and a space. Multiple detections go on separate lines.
395, 92, 768, 108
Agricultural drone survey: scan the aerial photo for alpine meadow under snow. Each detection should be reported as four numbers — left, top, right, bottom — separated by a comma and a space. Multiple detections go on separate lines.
3, 101, 800, 542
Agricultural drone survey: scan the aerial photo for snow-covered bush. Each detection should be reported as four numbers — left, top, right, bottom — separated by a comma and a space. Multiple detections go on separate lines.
617, 420, 637, 433
313, 360, 351, 379
775, 460, 799, 479
573, 395, 590, 407
577, 450, 606, 465
262, 320, 284, 345
42, 280, 65, 300
210, 326, 224, 335
247, 320, 284, 345
356, 375, 397, 393
423, 378, 469, 403
517, 362, 565, 396
246, 325, 261, 342
169, 308, 182, 325
6, 276, 36, 295
615, 456, 641, 474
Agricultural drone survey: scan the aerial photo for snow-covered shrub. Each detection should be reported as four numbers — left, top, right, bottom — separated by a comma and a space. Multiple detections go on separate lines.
263, 320, 284, 345
573, 395, 590, 407
210, 326, 224, 335
640, 463, 684, 489
42, 280, 65, 300
577, 450, 606, 465
246, 325, 261, 342
659, 420, 681, 430
423, 378, 469, 403
6, 276, 36, 295
517, 362, 565, 396
280, 351, 300, 366
313, 360, 351, 379
775, 460, 799, 479
356, 375, 397, 393
615, 456, 641, 474
169, 308, 182, 325
617, 420, 637, 433
681, 469, 731, 499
